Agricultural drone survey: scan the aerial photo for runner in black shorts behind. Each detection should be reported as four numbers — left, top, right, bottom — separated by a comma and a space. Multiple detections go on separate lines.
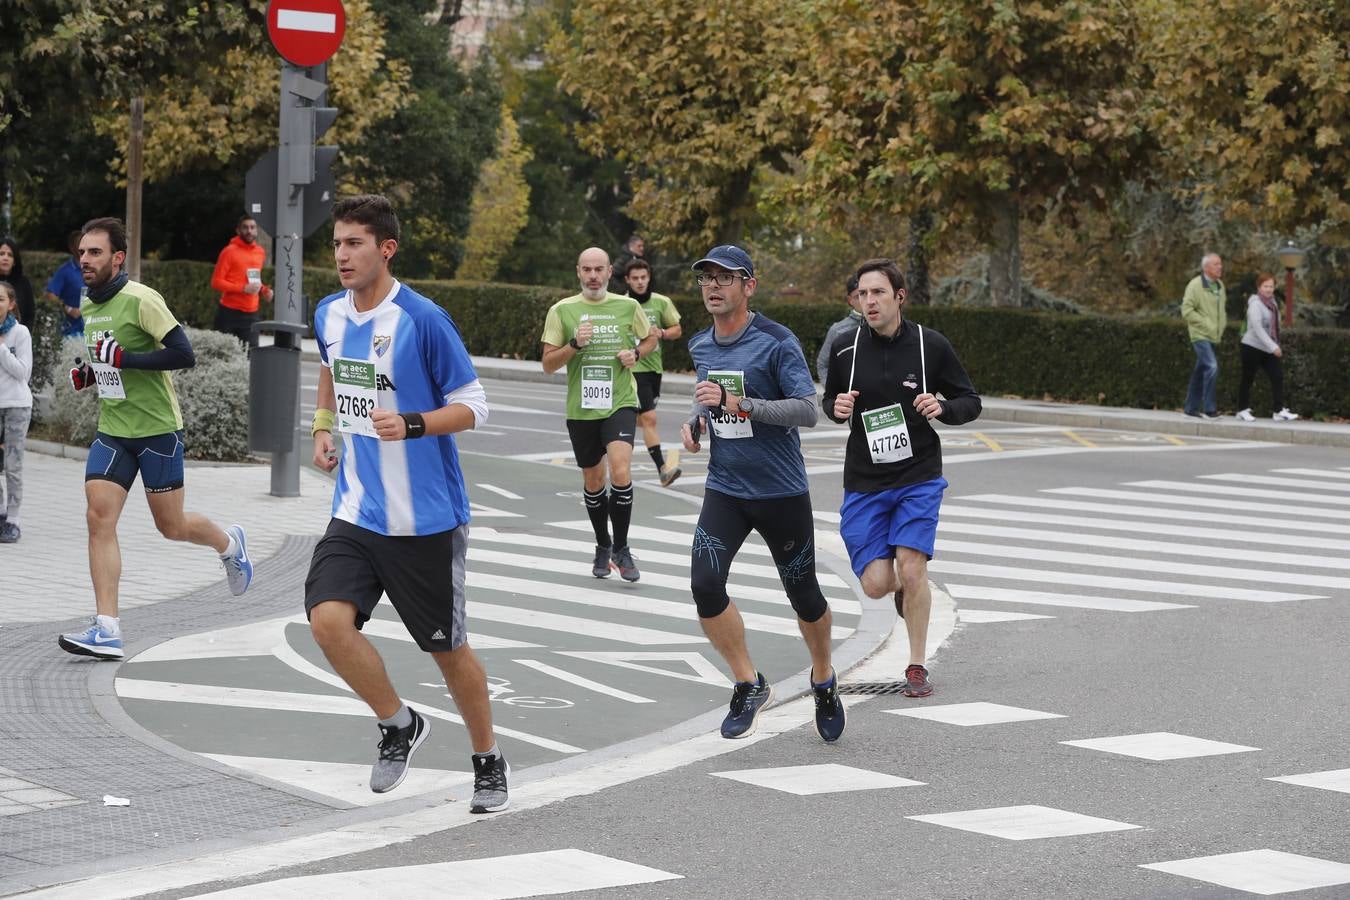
624, 259, 683, 487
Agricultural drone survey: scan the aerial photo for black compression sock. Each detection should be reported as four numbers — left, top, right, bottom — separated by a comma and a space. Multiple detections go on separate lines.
648, 446, 665, 470
584, 487, 610, 546
609, 483, 634, 548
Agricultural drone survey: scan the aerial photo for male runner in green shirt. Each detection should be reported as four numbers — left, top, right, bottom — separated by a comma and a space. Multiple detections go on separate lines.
58, 217, 252, 661
624, 258, 683, 487
542, 247, 656, 582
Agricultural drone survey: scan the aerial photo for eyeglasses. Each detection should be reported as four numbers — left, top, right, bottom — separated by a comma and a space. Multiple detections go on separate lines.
695, 272, 748, 287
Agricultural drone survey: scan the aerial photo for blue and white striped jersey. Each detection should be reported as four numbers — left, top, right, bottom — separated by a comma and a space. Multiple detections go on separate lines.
314, 280, 477, 536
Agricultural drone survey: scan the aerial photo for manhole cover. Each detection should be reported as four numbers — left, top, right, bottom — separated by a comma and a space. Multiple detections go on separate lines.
839, 681, 908, 695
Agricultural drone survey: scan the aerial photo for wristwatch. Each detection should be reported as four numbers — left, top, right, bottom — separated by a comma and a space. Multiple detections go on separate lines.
738, 398, 754, 419
568, 337, 581, 350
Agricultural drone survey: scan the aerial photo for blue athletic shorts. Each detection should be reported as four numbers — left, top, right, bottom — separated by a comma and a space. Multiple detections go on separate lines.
839, 477, 948, 577
85, 431, 186, 493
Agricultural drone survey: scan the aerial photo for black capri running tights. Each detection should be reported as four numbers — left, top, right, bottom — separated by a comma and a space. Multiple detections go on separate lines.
690, 488, 829, 623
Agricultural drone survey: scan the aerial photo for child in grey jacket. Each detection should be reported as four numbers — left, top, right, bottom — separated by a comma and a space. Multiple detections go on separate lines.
0, 279, 33, 542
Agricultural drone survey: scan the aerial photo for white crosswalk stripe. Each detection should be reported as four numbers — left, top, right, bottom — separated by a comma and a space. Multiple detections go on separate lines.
941, 502, 1350, 552
944, 584, 1193, 613
929, 560, 1321, 602
937, 520, 1350, 572
938, 539, 1350, 590
1274, 467, 1350, 481
1125, 478, 1350, 508
960, 493, 1350, 536
1199, 472, 1350, 492
1044, 486, 1350, 521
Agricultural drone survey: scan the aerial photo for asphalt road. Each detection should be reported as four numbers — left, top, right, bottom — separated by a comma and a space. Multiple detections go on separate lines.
120, 374, 1350, 898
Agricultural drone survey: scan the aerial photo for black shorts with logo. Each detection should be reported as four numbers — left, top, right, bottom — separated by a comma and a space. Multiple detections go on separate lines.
305, 518, 468, 652
634, 372, 662, 413
565, 407, 638, 469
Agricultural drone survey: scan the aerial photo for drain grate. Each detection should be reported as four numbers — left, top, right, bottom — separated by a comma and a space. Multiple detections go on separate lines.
839, 681, 909, 695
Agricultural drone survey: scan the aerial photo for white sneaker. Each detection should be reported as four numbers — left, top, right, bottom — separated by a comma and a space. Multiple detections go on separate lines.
1273, 408, 1300, 421
221, 524, 253, 595
1235, 408, 1255, 421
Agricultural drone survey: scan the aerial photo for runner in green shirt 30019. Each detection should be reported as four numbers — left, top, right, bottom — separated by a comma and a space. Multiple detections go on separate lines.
541, 247, 656, 583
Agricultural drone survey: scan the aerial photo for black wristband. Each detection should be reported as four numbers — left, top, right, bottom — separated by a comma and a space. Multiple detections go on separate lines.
400, 412, 427, 439
718, 384, 728, 408
568, 337, 580, 350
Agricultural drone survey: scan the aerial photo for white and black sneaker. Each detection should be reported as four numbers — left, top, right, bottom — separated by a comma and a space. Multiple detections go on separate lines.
470, 752, 510, 813
370, 708, 430, 793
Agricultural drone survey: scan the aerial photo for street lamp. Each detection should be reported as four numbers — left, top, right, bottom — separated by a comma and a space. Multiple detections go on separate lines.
1276, 240, 1305, 328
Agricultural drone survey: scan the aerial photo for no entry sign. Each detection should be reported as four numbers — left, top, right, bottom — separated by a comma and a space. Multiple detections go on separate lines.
267, 0, 346, 67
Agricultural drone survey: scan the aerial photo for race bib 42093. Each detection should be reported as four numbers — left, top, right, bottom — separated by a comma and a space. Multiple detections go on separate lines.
706, 370, 752, 439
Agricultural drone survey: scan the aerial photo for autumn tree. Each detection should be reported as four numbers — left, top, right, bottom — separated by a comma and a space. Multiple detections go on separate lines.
782, 0, 1156, 306
490, 1, 638, 287
550, 0, 807, 252
1142, 0, 1349, 243
27, 1, 263, 275
458, 106, 533, 281
343, 0, 501, 277
87, 0, 410, 187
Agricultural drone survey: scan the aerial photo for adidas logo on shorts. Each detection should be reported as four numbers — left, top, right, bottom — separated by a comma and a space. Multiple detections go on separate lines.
430, 629, 446, 641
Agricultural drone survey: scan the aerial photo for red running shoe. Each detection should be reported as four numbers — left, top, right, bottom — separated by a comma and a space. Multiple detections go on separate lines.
902, 664, 933, 698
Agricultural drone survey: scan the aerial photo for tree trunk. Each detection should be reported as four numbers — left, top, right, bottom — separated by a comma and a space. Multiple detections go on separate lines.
988, 191, 1021, 308
907, 208, 933, 305
125, 96, 144, 280
714, 166, 755, 246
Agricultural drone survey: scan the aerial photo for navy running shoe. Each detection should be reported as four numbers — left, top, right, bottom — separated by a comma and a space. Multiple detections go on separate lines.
812, 669, 846, 742
721, 673, 773, 739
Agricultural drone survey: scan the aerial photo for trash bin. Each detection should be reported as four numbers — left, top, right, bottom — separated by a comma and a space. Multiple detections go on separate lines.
248, 320, 308, 453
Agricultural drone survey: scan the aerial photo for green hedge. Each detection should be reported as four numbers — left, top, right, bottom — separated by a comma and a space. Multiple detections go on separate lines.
23, 251, 1349, 418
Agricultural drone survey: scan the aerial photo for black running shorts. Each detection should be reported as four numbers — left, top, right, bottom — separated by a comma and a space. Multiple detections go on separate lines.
305, 518, 468, 652
565, 407, 638, 469
634, 372, 662, 413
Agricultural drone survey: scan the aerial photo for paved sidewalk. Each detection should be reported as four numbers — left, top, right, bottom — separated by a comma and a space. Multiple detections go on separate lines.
1, 454, 333, 624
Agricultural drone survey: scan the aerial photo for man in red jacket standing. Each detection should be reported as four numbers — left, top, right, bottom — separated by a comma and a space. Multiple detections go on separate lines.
211, 215, 272, 346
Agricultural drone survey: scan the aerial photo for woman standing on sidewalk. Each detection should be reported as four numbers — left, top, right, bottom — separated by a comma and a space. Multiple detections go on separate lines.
1235, 273, 1298, 422
0, 280, 33, 543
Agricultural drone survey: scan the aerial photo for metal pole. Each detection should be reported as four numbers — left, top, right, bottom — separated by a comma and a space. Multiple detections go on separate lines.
126, 96, 144, 281
269, 63, 306, 497
1283, 267, 1295, 329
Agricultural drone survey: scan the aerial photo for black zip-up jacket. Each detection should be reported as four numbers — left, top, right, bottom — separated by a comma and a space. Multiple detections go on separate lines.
821, 318, 981, 493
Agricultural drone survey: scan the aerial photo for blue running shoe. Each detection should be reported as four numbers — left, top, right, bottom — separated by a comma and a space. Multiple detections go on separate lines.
58, 619, 124, 660
721, 672, 773, 739
222, 524, 252, 596
812, 669, 846, 742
